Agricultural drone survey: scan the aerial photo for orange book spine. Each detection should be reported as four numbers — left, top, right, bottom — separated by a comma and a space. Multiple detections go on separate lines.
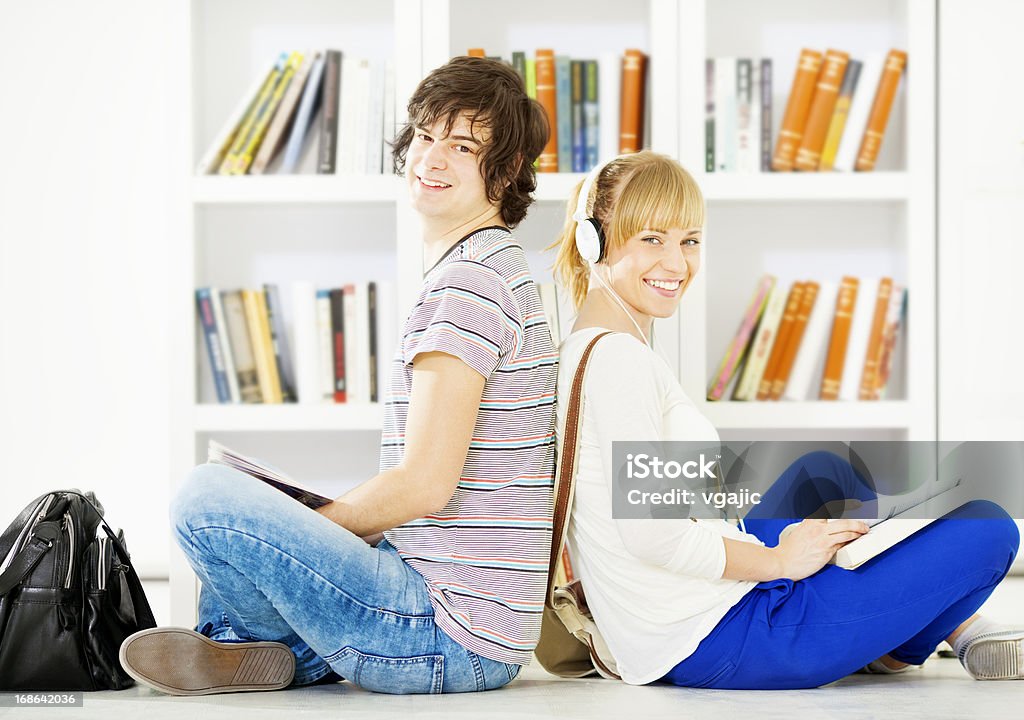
855, 49, 908, 171
535, 49, 559, 172
757, 283, 805, 400
820, 277, 859, 400
858, 277, 893, 399
771, 49, 823, 171
794, 49, 849, 171
561, 546, 575, 583
467, 48, 485, 57
619, 49, 647, 153
770, 281, 819, 399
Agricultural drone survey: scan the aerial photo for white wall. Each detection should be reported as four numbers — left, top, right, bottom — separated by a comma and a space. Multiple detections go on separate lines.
0, 0, 176, 576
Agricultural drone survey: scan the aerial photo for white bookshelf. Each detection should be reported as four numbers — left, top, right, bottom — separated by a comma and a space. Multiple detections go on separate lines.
170, 0, 938, 624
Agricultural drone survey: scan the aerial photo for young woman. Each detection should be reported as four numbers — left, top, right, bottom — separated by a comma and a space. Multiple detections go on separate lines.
550, 150, 1022, 689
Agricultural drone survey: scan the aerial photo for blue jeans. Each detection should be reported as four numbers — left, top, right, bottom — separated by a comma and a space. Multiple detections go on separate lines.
662, 451, 1020, 689
171, 463, 521, 694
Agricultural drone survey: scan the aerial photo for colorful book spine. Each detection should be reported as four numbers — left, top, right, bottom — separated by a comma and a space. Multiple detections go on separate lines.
281, 50, 326, 174
196, 288, 231, 403
760, 59, 773, 172
317, 50, 342, 174
241, 289, 275, 403
784, 281, 838, 401
535, 49, 559, 172
467, 48, 485, 58
330, 288, 347, 403
757, 282, 805, 400
571, 60, 585, 172
859, 277, 894, 399
770, 281, 819, 399
252, 52, 315, 175
619, 49, 646, 153
794, 49, 849, 171
219, 52, 289, 175
833, 53, 884, 172
818, 59, 862, 171
233, 51, 303, 175
708, 275, 775, 401
196, 56, 278, 175
820, 276, 859, 400
875, 286, 907, 399
855, 49, 908, 171
525, 59, 537, 100
556, 56, 573, 173
511, 51, 527, 85
368, 282, 379, 403
583, 60, 599, 170
220, 290, 262, 403
705, 59, 715, 172
732, 281, 787, 401
771, 49, 823, 171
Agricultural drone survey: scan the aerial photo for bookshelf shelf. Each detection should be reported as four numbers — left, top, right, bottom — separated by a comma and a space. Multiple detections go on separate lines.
193, 404, 384, 432
700, 172, 910, 202
699, 400, 911, 430
192, 175, 403, 205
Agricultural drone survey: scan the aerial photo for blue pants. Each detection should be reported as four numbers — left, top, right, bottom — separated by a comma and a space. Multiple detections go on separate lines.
171, 464, 521, 694
661, 451, 1020, 689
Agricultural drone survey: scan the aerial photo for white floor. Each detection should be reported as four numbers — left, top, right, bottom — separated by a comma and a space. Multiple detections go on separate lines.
12, 577, 1022, 720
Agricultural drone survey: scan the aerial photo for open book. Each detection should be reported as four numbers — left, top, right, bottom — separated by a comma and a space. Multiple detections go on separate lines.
832, 472, 963, 570
208, 440, 333, 509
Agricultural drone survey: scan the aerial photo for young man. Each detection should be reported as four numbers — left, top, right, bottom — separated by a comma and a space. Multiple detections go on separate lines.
121, 57, 556, 695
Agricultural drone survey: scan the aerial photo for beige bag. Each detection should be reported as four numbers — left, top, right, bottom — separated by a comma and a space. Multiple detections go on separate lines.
534, 332, 621, 680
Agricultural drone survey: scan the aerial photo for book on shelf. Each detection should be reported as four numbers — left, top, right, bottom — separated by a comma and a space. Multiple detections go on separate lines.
463, 47, 647, 171
707, 275, 774, 401
196, 48, 395, 176
713, 276, 905, 402
535, 49, 559, 173
818, 59, 862, 172
854, 49, 908, 171
198, 281, 393, 406
794, 49, 849, 171
708, 46, 904, 174
208, 440, 332, 509
732, 280, 786, 402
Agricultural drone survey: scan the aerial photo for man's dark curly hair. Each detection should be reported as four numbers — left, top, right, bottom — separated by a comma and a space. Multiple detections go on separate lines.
391, 56, 549, 228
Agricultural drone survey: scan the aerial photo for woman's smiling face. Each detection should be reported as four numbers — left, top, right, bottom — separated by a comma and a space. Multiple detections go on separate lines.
601, 226, 702, 323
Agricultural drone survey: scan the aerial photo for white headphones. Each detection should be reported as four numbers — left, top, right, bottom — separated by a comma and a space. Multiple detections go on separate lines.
573, 158, 619, 264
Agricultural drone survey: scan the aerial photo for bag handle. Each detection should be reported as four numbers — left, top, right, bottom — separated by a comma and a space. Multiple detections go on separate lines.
546, 331, 613, 602
0, 520, 61, 596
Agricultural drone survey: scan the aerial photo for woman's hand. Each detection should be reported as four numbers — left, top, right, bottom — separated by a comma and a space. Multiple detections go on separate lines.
772, 519, 870, 581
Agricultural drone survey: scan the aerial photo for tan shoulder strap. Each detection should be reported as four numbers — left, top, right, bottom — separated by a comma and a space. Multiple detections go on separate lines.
547, 331, 614, 602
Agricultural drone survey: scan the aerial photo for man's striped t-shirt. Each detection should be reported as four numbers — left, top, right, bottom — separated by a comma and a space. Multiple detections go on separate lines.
381, 226, 557, 665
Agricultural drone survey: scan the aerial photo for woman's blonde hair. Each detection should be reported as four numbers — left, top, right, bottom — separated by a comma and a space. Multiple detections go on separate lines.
549, 151, 705, 309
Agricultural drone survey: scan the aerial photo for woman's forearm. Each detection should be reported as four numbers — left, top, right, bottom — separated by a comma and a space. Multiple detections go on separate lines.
721, 537, 784, 582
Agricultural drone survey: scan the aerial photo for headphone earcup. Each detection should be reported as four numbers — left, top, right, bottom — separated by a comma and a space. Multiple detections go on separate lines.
575, 218, 605, 263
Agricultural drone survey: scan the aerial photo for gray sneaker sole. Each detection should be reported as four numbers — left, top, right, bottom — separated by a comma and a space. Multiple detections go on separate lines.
119, 627, 295, 696
962, 631, 1024, 680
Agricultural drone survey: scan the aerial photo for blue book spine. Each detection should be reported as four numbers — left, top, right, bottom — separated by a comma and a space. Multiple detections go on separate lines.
281, 51, 326, 174
571, 60, 585, 173
583, 60, 599, 170
555, 56, 572, 173
196, 288, 231, 403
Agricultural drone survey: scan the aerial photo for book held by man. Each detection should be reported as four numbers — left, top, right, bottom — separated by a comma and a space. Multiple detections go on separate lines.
207, 440, 332, 509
